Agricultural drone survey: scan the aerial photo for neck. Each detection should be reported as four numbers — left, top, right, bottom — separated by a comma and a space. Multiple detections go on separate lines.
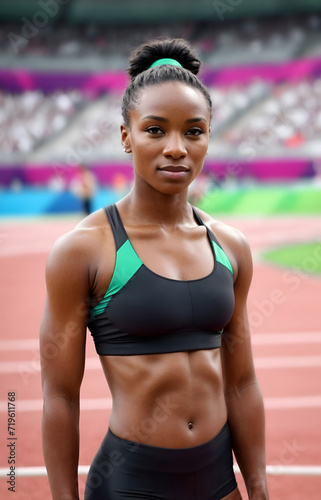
121, 184, 194, 227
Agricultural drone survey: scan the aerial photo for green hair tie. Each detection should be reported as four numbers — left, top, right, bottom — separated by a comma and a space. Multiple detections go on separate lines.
149, 58, 183, 69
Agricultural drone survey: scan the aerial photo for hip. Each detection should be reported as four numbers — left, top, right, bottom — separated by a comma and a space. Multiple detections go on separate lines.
85, 421, 238, 500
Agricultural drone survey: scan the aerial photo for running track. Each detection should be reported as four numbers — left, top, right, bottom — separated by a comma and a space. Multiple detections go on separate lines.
0, 215, 320, 499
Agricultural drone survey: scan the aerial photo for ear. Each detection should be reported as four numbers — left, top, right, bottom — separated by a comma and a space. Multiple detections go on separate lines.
121, 124, 131, 153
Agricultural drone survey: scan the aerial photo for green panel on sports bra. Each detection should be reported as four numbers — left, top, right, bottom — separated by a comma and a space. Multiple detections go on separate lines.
212, 241, 233, 274
90, 239, 143, 319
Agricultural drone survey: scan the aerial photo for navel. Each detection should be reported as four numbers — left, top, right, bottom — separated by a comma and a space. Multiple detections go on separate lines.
188, 421, 193, 430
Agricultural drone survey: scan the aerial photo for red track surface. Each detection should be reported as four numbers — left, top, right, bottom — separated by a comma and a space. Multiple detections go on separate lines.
0, 215, 320, 499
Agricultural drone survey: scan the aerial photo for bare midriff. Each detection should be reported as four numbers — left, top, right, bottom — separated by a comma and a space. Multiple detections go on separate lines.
100, 347, 227, 448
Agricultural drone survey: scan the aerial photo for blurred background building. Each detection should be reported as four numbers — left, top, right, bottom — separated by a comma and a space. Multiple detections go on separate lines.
0, 0, 321, 215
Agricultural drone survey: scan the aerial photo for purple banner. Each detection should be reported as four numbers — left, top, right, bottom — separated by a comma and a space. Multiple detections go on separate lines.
1, 57, 321, 95
0, 70, 129, 96
0, 162, 134, 187
202, 57, 321, 86
204, 159, 315, 181
0, 159, 315, 188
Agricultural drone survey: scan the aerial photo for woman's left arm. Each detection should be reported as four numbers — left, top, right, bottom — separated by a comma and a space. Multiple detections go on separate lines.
220, 229, 269, 500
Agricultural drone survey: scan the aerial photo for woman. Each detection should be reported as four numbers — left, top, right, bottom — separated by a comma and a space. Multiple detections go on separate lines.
40, 38, 269, 500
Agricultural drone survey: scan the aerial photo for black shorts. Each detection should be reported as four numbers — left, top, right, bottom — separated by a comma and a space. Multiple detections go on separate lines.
85, 421, 238, 500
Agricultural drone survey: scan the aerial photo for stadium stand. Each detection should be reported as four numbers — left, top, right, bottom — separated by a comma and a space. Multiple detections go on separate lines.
0, 13, 321, 195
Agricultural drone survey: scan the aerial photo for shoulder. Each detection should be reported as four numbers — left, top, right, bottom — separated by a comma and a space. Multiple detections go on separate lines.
45, 208, 114, 286
195, 207, 252, 284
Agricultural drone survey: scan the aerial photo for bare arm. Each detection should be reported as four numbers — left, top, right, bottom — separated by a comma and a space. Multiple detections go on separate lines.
220, 231, 269, 500
40, 230, 92, 500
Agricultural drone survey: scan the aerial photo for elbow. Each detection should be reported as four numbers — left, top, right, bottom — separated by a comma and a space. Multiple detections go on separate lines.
224, 377, 261, 403
42, 388, 81, 419
43, 390, 80, 407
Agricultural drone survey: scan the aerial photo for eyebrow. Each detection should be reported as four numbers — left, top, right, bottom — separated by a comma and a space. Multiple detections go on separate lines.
142, 115, 207, 124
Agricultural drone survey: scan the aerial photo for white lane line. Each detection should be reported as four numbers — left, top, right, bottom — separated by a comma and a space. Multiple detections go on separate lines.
1, 216, 319, 258
0, 339, 40, 351
254, 356, 321, 369
0, 398, 112, 412
0, 398, 113, 412
2, 355, 321, 374
0, 242, 55, 257
251, 332, 321, 345
1, 395, 321, 413
264, 395, 321, 409
0, 464, 321, 478
1, 464, 321, 478
1, 332, 321, 352
0, 358, 100, 374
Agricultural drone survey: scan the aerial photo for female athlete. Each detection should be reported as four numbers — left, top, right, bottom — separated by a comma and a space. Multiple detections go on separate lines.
40, 38, 269, 500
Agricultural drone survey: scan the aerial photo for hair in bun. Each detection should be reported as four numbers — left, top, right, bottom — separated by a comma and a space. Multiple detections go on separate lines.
127, 38, 201, 80
121, 38, 212, 126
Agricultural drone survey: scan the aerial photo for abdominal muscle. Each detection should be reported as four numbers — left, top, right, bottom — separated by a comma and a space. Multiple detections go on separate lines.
99, 347, 228, 448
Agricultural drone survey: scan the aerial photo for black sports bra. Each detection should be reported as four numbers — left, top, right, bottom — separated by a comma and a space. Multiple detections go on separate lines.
87, 204, 235, 355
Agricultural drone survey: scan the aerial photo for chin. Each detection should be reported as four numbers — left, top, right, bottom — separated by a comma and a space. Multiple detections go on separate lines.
158, 185, 190, 196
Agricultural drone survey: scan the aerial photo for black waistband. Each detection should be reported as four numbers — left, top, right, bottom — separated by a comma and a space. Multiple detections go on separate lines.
103, 422, 231, 474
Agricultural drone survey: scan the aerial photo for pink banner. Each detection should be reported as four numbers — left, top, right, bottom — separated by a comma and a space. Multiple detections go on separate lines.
202, 57, 321, 86
0, 159, 315, 188
1, 57, 321, 95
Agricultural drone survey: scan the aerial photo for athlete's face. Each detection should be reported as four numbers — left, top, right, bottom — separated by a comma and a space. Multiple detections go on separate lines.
121, 82, 211, 195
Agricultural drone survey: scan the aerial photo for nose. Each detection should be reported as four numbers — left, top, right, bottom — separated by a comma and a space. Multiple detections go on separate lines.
162, 132, 187, 159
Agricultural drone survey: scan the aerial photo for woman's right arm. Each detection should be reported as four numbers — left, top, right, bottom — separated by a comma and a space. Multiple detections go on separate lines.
40, 230, 92, 500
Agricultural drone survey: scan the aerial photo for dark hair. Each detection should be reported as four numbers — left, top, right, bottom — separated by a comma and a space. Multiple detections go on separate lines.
121, 38, 212, 126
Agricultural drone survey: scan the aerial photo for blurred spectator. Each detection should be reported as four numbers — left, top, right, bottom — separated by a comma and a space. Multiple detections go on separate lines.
70, 164, 97, 215
0, 89, 83, 154
1, 15, 321, 161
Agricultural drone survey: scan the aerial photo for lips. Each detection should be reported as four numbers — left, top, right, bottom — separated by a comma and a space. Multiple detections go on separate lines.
157, 165, 189, 180
158, 165, 188, 172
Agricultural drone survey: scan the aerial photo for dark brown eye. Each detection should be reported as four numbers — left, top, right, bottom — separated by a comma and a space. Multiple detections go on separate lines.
186, 128, 204, 136
146, 127, 164, 135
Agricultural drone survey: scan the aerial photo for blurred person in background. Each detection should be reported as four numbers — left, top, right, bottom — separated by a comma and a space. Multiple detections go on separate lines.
40, 38, 268, 500
70, 163, 97, 215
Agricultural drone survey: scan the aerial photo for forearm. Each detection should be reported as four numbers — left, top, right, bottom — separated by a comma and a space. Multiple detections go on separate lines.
42, 396, 80, 500
225, 381, 269, 499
